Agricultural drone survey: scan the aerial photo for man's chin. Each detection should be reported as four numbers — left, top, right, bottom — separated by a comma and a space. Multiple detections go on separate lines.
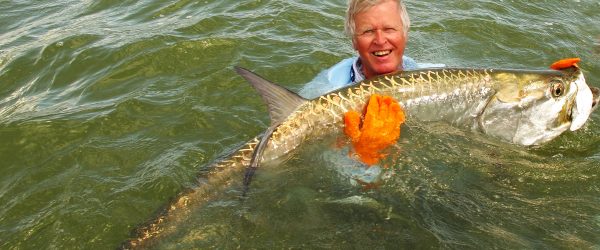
371, 59, 400, 71
374, 66, 398, 75
364, 59, 401, 78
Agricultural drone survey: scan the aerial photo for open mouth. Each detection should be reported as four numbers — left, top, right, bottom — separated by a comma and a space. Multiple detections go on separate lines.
372, 50, 391, 57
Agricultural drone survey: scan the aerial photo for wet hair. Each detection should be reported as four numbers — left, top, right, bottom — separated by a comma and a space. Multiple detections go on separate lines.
345, 0, 410, 38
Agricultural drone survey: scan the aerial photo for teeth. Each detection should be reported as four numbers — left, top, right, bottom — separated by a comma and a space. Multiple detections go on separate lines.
373, 50, 391, 56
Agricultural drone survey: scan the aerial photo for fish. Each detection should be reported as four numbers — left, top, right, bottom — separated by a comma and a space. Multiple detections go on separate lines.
121, 60, 599, 248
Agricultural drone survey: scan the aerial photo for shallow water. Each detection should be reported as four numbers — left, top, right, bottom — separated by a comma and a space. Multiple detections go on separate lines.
1, 0, 599, 248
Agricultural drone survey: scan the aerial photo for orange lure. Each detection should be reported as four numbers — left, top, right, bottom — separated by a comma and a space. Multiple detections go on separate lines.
550, 58, 580, 70
343, 94, 405, 166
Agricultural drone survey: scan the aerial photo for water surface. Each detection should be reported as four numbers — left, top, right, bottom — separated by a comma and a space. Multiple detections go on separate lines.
1, 0, 599, 248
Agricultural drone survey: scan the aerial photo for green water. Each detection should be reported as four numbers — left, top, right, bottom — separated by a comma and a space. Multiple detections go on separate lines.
1, 0, 600, 248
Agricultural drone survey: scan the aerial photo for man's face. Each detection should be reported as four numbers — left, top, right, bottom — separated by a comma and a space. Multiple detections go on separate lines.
353, 0, 407, 79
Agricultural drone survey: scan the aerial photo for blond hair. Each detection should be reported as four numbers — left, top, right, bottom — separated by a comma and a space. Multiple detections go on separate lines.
345, 0, 410, 38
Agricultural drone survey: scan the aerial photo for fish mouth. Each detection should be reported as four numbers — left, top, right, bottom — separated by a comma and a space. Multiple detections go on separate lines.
569, 73, 595, 131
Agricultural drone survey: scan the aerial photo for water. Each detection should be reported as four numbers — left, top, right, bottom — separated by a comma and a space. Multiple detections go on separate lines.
1, 0, 600, 248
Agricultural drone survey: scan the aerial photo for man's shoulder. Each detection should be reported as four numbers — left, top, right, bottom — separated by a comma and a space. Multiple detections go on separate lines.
326, 57, 356, 85
298, 57, 357, 99
403, 56, 418, 70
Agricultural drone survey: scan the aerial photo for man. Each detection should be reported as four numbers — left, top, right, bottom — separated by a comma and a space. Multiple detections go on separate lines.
300, 0, 420, 99
299, 0, 444, 180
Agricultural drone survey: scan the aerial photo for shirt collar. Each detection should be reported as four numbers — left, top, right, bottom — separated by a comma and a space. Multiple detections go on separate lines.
351, 58, 365, 83
351, 57, 411, 83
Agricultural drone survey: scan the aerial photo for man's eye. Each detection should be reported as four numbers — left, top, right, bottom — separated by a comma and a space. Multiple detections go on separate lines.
384, 28, 397, 33
362, 30, 374, 35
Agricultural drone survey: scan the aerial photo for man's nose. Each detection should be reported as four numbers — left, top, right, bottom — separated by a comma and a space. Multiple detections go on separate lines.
374, 30, 387, 45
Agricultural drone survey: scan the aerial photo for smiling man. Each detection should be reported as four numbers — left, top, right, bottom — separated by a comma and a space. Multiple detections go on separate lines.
300, 0, 435, 98
349, 0, 408, 80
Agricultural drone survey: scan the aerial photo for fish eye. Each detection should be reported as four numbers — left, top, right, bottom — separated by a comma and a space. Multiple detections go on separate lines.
551, 81, 565, 97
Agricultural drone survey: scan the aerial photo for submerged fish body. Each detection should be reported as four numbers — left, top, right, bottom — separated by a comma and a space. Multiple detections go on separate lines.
123, 64, 599, 248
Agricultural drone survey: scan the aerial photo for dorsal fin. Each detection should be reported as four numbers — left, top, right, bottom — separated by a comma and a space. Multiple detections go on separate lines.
234, 67, 307, 125
234, 66, 308, 195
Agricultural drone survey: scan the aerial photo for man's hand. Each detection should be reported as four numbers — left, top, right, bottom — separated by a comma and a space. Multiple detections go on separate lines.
344, 94, 405, 165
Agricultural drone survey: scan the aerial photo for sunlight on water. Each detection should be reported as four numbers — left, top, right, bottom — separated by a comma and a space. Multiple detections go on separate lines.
0, 0, 599, 248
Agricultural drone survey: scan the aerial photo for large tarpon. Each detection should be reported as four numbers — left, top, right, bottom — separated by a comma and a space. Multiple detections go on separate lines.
122, 62, 599, 248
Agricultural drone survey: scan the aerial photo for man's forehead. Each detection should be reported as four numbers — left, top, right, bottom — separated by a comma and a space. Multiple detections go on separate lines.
354, 15, 403, 27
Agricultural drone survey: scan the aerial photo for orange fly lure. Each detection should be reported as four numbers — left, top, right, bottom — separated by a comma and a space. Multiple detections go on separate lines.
550, 58, 580, 70
344, 94, 405, 166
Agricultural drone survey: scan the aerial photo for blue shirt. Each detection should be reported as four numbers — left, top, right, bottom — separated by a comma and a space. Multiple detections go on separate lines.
299, 56, 443, 99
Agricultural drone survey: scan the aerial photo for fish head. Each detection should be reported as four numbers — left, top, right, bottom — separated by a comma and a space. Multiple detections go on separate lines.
479, 65, 598, 145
